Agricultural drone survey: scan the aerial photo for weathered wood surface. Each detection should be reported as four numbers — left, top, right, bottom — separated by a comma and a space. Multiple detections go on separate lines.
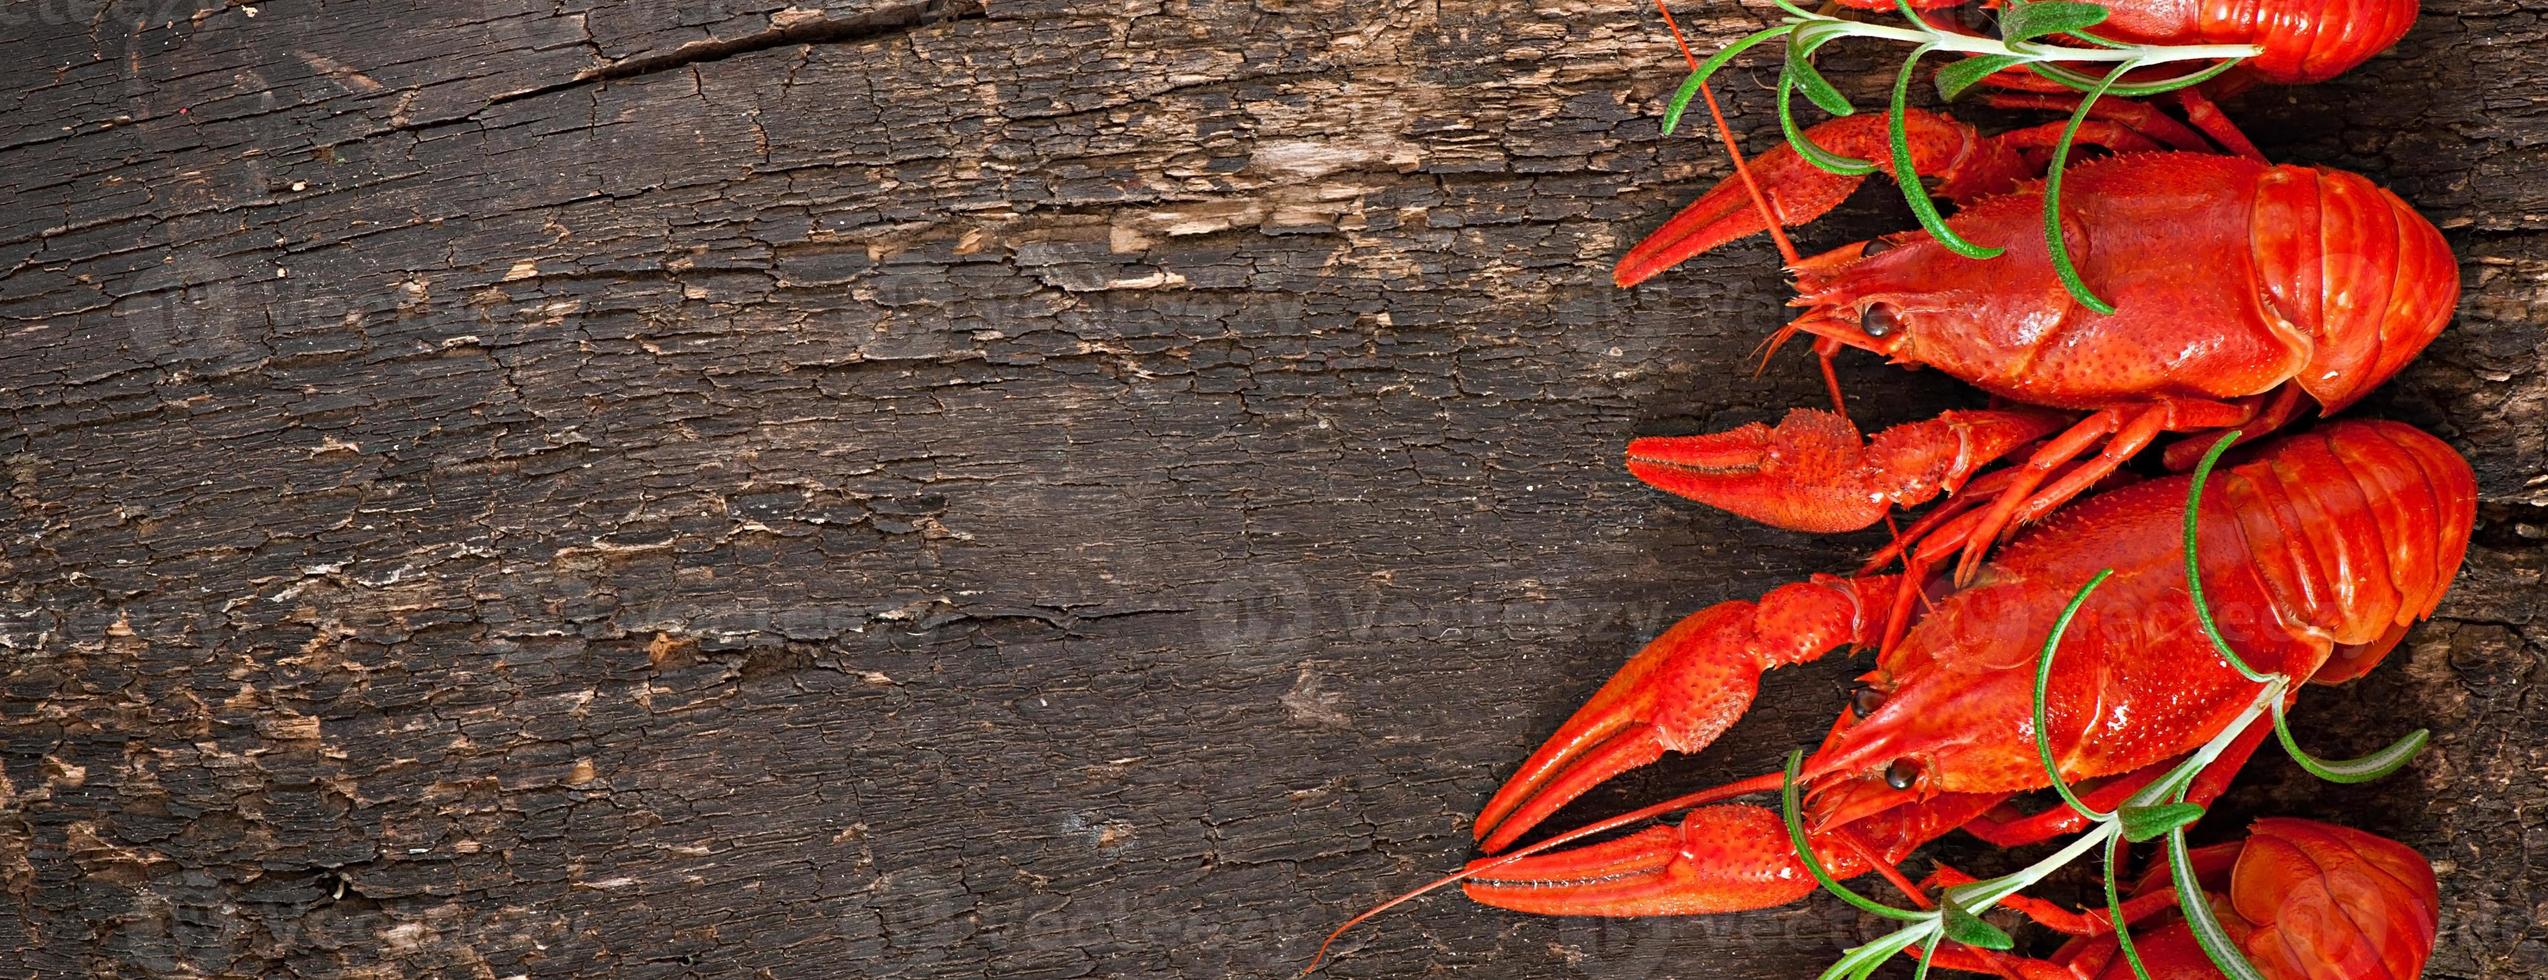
0, 1, 2542, 977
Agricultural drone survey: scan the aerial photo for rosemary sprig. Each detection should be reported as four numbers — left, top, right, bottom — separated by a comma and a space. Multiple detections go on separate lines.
1656, 1, 2256, 310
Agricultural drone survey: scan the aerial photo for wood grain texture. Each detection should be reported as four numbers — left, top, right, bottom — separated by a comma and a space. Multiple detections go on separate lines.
0, 1, 2541, 977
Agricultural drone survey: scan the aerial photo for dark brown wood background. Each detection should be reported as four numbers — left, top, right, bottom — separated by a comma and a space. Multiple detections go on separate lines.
0, 1, 2540, 977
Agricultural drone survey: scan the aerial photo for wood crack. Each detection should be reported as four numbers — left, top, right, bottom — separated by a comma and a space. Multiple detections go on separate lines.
493, 0, 989, 110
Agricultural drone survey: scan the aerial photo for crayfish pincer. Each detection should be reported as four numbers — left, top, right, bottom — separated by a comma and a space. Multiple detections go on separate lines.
1464, 421, 2471, 916
1613, 108, 2192, 289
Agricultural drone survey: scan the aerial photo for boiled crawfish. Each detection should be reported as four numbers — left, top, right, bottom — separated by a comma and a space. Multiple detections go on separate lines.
1929, 818, 2442, 979
1939, 0, 2421, 162
1864, 0, 2418, 88
1617, 0, 2425, 290
1617, 142, 2459, 587
1465, 420, 2472, 937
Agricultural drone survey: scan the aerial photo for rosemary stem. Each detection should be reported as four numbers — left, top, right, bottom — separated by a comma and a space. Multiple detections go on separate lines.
1957, 820, 2118, 909
2158, 678, 2289, 797
1800, 19, 2260, 64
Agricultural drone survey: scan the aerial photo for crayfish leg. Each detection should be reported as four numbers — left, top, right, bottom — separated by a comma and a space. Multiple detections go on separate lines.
1948, 397, 2256, 586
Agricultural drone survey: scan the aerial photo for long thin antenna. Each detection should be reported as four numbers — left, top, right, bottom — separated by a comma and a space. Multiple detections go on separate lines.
1653, 0, 1840, 410
1653, 0, 1801, 265
1302, 769, 1785, 973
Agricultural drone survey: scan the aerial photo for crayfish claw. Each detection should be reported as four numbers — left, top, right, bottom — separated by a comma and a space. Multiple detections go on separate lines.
1463, 805, 1842, 917
1471, 602, 1758, 853
1474, 577, 1892, 853
1626, 409, 1880, 533
1627, 408, 2069, 534
1614, 109, 2039, 287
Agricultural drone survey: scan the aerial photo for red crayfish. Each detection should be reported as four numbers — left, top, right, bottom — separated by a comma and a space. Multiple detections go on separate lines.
1862, 0, 2418, 88
1618, 0, 2424, 287
1618, 141, 2459, 588
1931, 818, 2442, 979
1462, 421, 2471, 935
1946, 0, 2419, 161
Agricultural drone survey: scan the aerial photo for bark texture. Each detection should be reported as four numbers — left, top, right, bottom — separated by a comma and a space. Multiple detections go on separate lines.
1, 1, 2543, 977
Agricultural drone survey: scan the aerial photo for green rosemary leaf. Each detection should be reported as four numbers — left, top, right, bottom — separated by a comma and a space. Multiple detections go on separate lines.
1891, 0, 1945, 35
1940, 898, 2016, 951
2167, 826, 2271, 980
2119, 751, 2210, 811
2035, 569, 2113, 821
2019, 61, 2111, 94
1911, 930, 1945, 980
1789, 48, 1856, 116
1662, 25, 1796, 136
2117, 802, 2205, 843
1935, 54, 2029, 102
2272, 699, 2430, 783
1786, 19, 1858, 117
1844, 946, 1893, 980
1999, 0, 2110, 45
1889, 44, 2003, 259
1773, 21, 1874, 175
2062, 23, 2137, 50
2183, 431, 2273, 682
2040, 59, 2129, 313
1779, 66, 1878, 175
2104, 834, 2156, 980
2026, 56, 2244, 97
1820, 926, 1931, 980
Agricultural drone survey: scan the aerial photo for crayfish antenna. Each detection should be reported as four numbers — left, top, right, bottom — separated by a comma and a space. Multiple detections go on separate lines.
1302, 772, 1785, 974
1746, 322, 1805, 378
1616, 0, 1798, 291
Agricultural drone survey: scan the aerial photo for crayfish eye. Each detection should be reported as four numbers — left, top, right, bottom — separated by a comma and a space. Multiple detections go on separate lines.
1883, 759, 1921, 791
1848, 682, 1887, 718
1860, 303, 1899, 339
1860, 238, 1895, 258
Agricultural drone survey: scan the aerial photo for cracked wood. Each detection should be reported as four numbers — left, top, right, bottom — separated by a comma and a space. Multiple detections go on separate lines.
1, 0, 2544, 978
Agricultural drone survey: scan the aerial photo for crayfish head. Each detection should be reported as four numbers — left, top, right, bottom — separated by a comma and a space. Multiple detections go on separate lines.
1783, 239, 1943, 365
1781, 674, 1948, 836
1798, 765, 1925, 840
1800, 659, 2053, 814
